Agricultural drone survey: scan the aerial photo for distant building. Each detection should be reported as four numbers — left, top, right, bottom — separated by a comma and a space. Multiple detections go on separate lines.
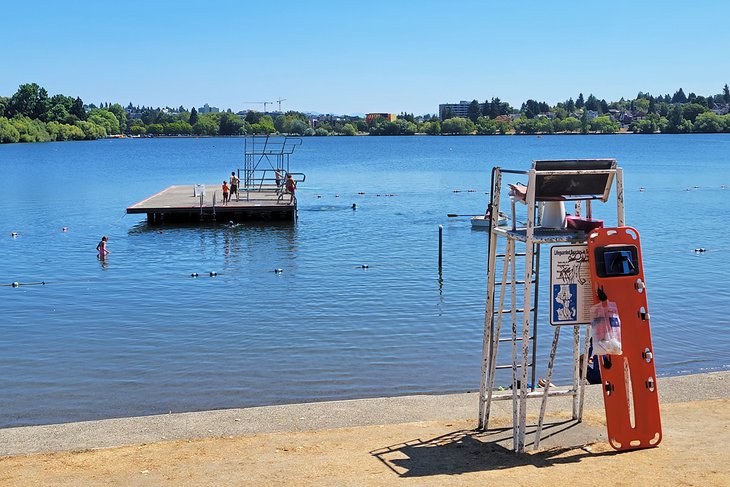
198, 103, 220, 114
309, 114, 359, 128
366, 113, 397, 123
439, 101, 485, 120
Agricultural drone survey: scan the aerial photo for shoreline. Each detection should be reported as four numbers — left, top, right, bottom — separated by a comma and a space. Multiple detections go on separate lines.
1, 370, 727, 457
1, 371, 728, 486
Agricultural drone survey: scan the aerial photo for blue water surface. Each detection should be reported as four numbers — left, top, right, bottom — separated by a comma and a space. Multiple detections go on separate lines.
1, 134, 728, 427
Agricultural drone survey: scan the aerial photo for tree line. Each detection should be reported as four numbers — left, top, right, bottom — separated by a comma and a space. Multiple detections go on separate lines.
2, 83, 730, 144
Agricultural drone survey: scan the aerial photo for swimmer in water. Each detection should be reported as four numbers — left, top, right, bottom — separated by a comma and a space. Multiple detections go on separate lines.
96, 236, 110, 256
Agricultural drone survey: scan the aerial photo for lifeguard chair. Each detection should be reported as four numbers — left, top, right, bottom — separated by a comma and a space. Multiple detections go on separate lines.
478, 159, 624, 452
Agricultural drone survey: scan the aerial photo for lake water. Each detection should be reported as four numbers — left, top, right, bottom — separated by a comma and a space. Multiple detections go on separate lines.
1, 134, 729, 428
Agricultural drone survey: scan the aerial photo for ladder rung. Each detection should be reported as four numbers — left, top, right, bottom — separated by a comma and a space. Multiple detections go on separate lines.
498, 336, 534, 342
488, 389, 577, 401
498, 308, 535, 314
495, 363, 533, 370
497, 280, 536, 285
496, 252, 527, 258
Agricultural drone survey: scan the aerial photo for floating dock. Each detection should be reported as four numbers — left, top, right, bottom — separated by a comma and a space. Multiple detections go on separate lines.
126, 184, 296, 223
127, 135, 305, 224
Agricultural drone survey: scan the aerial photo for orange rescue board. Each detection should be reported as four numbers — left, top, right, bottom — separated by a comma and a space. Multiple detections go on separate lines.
587, 227, 662, 450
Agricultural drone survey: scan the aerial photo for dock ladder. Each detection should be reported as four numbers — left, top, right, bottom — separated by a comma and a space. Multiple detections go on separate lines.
477, 160, 625, 453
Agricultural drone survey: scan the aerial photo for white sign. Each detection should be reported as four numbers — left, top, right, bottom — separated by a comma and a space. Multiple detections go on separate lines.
550, 244, 592, 326
194, 184, 206, 197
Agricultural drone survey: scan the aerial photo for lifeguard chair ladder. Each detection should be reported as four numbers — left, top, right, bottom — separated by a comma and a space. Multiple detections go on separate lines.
477, 159, 624, 452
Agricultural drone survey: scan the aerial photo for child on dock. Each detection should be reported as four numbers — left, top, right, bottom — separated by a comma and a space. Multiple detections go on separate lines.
222, 181, 229, 205
284, 174, 296, 203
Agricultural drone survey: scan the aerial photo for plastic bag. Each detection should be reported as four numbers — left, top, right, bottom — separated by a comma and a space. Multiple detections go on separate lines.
590, 301, 622, 355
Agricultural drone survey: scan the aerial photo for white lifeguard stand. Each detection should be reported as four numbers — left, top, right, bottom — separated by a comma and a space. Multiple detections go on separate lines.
478, 159, 625, 452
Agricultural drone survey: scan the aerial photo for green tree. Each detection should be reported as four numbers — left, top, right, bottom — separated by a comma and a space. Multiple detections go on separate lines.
165, 120, 193, 135
671, 88, 687, 104
488, 97, 511, 118
107, 103, 127, 132
189, 107, 199, 126
681, 103, 707, 123
467, 99, 481, 122
46, 103, 71, 124
584, 94, 600, 112
251, 115, 275, 134
631, 114, 662, 134
633, 98, 650, 113
476, 116, 497, 134
0, 117, 21, 143
130, 125, 146, 135
422, 120, 441, 135
562, 116, 581, 132
245, 111, 262, 124
723, 84, 730, 105
576, 93, 585, 109
339, 123, 357, 136
88, 109, 120, 134
219, 112, 244, 135
146, 123, 164, 135
580, 110, 589, 134
70, 97, 86, 121
693, 112, 722, 133
10, 116, 52, 142
75, 120, 106, 139
0, 96, 8, 117
665, 105, 691, 133
441, 116, 475, 134
47, 121, 85, 141
589, 115, 619, 133
288, 120, 308, 135
8, 83, 50, 119
192, 115, 219, 135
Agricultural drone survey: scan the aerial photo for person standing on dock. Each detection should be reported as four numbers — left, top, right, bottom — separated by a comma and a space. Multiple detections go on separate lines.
222, 180, 229, 205
285, 174, 296, 203
230, 171, 239, 201
275, 169, 283, 191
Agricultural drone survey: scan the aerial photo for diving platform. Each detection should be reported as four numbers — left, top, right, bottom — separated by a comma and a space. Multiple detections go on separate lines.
127, 135, 305, 224
126, 184, 296, 223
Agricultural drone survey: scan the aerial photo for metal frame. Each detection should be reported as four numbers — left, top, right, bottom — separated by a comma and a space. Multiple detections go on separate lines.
477, 160, 624, 453
242, 135, 303, 199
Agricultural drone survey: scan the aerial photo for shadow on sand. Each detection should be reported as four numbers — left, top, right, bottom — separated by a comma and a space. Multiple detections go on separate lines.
370, 419, 620, 478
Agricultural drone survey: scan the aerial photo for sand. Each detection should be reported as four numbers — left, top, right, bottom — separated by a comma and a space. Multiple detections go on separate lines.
1, 373, 729, 486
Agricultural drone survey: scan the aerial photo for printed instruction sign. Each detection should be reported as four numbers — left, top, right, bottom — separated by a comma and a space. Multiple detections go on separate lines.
550, 244, 592, 325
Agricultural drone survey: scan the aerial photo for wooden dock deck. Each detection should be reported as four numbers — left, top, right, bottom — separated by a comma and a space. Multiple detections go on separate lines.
126, 184, 296, 223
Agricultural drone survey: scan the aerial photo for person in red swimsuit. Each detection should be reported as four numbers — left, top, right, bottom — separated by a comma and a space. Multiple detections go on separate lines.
222, 181, 229, 205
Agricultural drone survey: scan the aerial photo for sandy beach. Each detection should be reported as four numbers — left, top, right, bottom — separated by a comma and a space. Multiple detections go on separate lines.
1, 371, 728, 486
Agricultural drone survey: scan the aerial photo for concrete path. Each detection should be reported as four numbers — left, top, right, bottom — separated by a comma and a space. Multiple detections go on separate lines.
1, 371, 727, 456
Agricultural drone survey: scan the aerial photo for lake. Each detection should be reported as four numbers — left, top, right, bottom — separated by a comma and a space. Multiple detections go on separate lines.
1, 134, 728, 428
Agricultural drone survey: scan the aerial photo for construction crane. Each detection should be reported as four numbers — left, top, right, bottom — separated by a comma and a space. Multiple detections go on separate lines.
242, 101, 273, 112
276, 98, 287, 112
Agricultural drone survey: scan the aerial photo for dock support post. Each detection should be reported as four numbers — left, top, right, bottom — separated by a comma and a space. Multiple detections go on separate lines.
438, 224, 443, 270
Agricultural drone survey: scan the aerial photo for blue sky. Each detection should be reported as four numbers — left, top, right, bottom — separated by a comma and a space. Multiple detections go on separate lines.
2, 1, 728, 115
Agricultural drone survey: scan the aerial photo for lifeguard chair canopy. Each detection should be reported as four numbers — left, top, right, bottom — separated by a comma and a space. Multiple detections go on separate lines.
532, 159, 616, 202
